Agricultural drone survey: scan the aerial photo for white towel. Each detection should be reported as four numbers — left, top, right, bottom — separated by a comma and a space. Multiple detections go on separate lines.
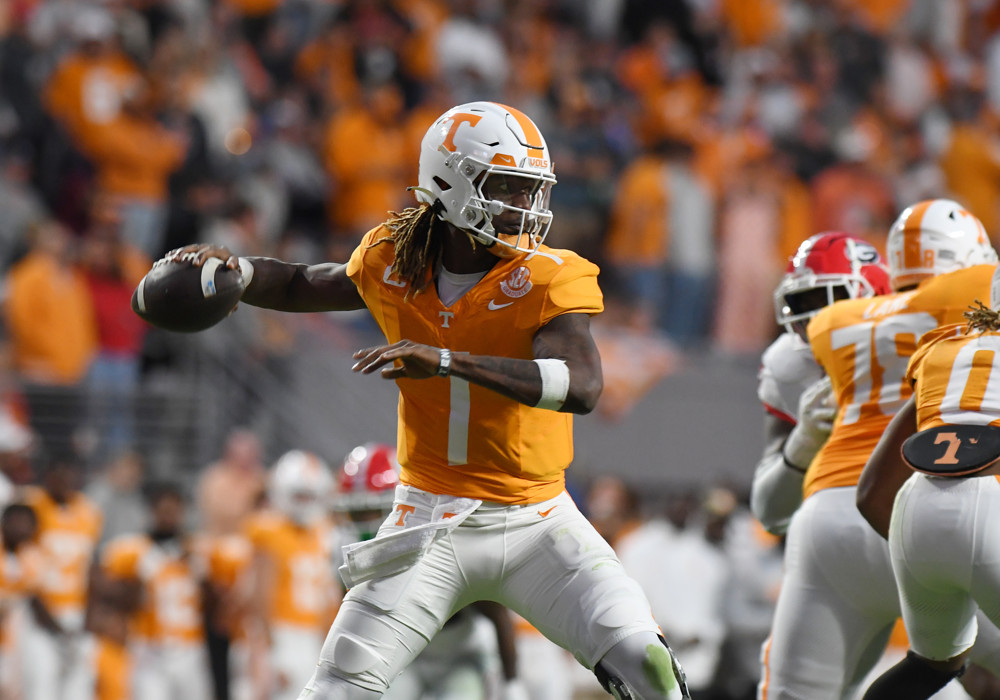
339, 497, 481, 588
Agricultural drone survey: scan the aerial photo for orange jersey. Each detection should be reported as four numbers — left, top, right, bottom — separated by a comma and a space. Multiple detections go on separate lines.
347, 227, 604, 504
23, 487, 102, 614
245, 511, 335, 629
805, 264, 995, 498
907, 323, 1000, 429
93, 636, 131, 700
190, 533, 252, 589
101, 535, 204, 645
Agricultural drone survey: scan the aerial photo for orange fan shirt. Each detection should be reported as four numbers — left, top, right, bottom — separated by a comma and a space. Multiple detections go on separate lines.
804, 264, 995, 499
23, 487, 102, 615
244, 511, 335, 629
101, 534, 204, 645
347, 227, 604, 504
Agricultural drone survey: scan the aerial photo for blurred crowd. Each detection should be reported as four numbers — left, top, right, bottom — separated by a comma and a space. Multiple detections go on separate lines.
0, 0, 998, 452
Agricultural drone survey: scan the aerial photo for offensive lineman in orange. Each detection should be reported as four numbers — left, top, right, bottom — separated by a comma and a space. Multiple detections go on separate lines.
170, 101, 690, 699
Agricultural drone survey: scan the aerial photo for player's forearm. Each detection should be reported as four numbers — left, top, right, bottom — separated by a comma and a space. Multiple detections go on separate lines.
448, 352, 600, 414
240, 257, 364, 312
750, 451, 804, 535
858, 398, 917, 538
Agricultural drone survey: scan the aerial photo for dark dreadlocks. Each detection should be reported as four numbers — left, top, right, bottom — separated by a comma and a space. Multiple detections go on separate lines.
369, 203, 444, 298
964, 299, 1000, 333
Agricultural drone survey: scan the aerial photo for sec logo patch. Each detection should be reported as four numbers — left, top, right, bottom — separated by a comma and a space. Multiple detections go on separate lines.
500, 266, 532, 298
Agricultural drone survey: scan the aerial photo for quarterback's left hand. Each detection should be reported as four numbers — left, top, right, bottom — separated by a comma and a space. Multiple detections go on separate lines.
499, 679, 530, 700
352, 340, 445, 380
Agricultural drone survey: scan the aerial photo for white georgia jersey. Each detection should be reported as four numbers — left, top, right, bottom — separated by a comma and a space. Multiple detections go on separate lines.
757, 332, 824, 423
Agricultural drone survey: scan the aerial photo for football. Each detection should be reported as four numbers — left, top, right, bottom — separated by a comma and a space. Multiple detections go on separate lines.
131, 255, 245, 333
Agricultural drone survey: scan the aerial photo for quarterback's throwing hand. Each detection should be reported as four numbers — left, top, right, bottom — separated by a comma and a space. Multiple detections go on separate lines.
165, 243, 241, 271
353, 340, 445, 380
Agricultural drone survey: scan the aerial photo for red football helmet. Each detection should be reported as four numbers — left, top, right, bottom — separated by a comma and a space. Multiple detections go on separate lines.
774, 232, 891, 339
334, 443, 401, 514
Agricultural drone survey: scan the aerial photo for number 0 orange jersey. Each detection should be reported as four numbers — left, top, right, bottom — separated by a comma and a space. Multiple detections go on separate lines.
805, 264, 995, 499
347, 226, 604, 504
907, 323, 1000, 430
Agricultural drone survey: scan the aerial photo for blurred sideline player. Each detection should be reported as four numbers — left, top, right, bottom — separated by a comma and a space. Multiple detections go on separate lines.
98, 482, 211, 700
331, 443, 530, 700
0, 503, 46, 697
243, 450, 339, 700
192, 529, 254, 700
857, 266, 1000, 699
759, 199, 1000, 700
22, 459, 102, 700
752, 232, 890, 535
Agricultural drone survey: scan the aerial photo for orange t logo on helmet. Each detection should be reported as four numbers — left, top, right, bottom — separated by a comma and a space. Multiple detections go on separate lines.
441, 113, 483, 152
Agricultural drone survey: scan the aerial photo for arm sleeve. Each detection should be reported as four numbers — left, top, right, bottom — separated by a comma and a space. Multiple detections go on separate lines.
750, 451, 804, 536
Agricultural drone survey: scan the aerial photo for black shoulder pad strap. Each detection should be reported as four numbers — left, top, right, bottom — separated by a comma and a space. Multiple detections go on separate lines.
902, 424, 1000, 477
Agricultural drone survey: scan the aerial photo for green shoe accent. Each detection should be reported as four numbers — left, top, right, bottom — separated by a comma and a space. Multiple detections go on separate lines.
644, 643, 678, 692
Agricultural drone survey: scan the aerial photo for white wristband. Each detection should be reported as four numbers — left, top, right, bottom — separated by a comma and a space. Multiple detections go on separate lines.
534, 358, 570, 411
238, 257, 255, 288
437, 348, 452, 376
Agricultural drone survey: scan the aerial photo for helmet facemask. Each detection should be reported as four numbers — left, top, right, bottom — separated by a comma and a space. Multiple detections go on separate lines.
439, 149, 555, 254
775, 274, 870, 340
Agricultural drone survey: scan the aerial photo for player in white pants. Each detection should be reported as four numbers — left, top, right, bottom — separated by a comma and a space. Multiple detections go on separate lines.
760, 201, 1000, 700
177, 101, 690, 700
305, 488, 685, 700
858, 267, 1000, 698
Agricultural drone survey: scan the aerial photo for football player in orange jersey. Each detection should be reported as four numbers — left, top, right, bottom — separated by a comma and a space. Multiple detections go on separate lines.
753, 232, 891, 535
21, 459, 102, 700
857, 265, 1000, 699
98, 481, 211, 700
169, 101, 690, 699
243, 450, 338, 700
758, 199, 1000, 700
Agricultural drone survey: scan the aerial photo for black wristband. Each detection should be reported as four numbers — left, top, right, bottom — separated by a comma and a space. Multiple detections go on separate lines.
782, 452, 808, 474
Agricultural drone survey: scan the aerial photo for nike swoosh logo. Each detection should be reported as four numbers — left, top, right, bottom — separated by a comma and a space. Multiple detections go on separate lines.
488, 300, 513, 310
537, 506, 557, 518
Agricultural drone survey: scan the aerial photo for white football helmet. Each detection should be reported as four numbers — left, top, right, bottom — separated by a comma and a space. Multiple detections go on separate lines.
415, 101, 556, 254
269, 450, 334, 526
887, 199, 997, 290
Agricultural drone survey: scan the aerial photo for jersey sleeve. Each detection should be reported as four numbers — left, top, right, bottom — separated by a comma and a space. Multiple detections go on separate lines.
345, 226, 390, 290
540, 254, 603, 324
244, 513, 279, 555
101, 538, 141, 580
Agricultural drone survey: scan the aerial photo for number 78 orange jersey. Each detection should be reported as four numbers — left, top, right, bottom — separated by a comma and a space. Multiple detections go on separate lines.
347, 226, 604, 505
804, 264, 996, 499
